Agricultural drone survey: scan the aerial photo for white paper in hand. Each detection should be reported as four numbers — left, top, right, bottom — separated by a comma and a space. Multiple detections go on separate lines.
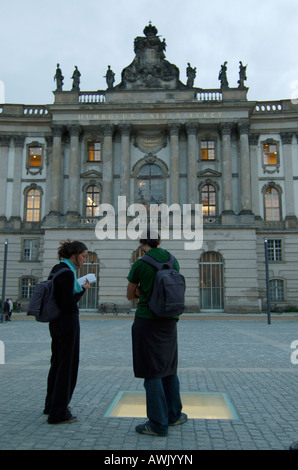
77, 273, 96, 287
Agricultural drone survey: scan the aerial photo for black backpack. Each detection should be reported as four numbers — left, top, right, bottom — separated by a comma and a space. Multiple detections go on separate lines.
27, 268, 69, 322
141, 253, 186, 317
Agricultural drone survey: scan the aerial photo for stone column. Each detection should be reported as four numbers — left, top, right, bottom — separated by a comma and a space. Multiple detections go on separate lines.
238, 122, 252, 214
0, 136, 10, 225
49, 125, 63, 215
119, 124, 131, 203
169, 123, 180, 205
102, 124, 114, 205
249, 133, 260, 217
11, 135, 25, 223
67, 125, 81, 218
281, 132, 297, 227
220, 123, 234, 214
186, 123, 198, 205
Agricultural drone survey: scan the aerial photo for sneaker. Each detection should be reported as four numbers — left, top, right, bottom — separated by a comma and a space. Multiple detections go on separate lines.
48, 414, 77, 424
135, 421, 167, 437
169, 412, 188, 426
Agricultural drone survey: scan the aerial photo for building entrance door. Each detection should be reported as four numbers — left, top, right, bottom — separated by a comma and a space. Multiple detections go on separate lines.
78, 252, 100, 310
199, 251, 224, 311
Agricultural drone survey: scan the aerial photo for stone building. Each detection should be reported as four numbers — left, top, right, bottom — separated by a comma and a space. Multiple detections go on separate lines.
0, 23, 297, 313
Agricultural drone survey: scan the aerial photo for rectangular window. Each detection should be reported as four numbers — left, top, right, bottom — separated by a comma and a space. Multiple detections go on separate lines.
87, 142, 101, 161
21, 278, 36, 299
263, 144, 277, 165
267, 239, 282, 262
29, 146, 42, 167
201, 141, 215, 160
23, 239, 38, 261
269, 279, 284, 302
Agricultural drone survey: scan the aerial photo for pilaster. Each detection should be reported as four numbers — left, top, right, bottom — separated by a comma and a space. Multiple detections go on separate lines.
102, 124, 114, 205
169, 123, 180, 205
185, 123, 198, 205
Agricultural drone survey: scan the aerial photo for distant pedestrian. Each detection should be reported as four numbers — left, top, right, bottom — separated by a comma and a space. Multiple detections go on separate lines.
44, 240, 90, 424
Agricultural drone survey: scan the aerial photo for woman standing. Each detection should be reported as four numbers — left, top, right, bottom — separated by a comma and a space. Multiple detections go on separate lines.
44, 240, 90, 424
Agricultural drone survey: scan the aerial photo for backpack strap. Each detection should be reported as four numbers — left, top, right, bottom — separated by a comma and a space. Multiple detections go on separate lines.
141, 252, 175, 271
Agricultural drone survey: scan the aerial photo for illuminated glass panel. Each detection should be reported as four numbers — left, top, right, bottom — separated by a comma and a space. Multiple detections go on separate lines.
26, 189, 41, 222
263, 143, 277, 165
29, 146, 42, 167
88, 142, 101, 161
201, 184, 216, 216
201, 141, 215, 160
86, 185, 100, 217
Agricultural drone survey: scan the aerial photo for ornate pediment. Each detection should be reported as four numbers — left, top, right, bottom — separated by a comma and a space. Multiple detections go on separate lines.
197, 168, 221, 178
80, 170, 102, 178
134, 131, 167, 154
116, 23, 183, 90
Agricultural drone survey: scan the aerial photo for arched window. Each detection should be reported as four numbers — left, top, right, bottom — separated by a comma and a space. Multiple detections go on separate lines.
85, 185, 100, 217
137, 164, 164, 207
201, 184, 216, 216
264, 185, 281, 221
199, 251, 224, 311
25, 188, 41, 222
77, 252, 100, 310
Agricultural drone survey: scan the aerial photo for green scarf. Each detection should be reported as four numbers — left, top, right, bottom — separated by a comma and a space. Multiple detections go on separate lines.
61, 259, 83, 294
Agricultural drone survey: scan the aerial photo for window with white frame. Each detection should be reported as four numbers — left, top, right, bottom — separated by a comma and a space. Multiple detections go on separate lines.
21, 277, 37, 299
267, 239, 282, 262
269, 279, 284, 302
22, 239, 39, 261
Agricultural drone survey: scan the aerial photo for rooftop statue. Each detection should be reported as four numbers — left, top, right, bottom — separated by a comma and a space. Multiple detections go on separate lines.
186, 63, 196, 88
71, 66, 81, 92
54, 63, 64, 91
218, 61, 229, 90
238, 61, 247, 89
117, 23, 183, 90
104, 65, 115, 90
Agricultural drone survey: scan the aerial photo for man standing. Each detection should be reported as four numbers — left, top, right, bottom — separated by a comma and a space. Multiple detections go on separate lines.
127, 230, 187, 437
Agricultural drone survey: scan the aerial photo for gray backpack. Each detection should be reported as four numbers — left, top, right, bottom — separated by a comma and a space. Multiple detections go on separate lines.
27, 268, 69, 322
141, 253, 186, 317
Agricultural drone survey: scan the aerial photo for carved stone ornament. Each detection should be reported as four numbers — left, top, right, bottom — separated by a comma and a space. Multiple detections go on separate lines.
134, 131, 167, 154
116, 23, 184, 90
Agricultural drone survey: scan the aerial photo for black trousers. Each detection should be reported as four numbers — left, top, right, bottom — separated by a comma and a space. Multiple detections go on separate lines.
44, 313, 80, 423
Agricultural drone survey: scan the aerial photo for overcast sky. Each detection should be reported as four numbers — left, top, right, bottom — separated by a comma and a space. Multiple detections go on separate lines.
1, 0, 297, 105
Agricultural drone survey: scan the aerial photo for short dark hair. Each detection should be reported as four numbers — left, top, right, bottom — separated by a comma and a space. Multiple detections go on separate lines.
140, 229, 160, 248
58, 240, 88, 260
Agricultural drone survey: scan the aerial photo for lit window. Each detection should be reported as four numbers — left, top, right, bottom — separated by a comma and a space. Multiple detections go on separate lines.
263, 143, 277, 165
201, 141, 215, 160
269, 279, 284, 302
29, 146, 42, 167
137, 164, 164, 207
87, 142, 101, 161
201, 184, 216, 216
26, 188, 41, 222
86, 185, 100, 217
23, 239, 38, 261
21, 277, 37, 299
264, 186, 281, 221
267, 239, 282, 262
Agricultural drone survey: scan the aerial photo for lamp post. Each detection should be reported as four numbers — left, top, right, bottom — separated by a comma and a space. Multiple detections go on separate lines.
1, 239, 8, 323
264, 238, 271, 325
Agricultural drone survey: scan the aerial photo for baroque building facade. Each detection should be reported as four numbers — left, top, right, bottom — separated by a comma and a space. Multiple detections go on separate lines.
0, 24, 298, 313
